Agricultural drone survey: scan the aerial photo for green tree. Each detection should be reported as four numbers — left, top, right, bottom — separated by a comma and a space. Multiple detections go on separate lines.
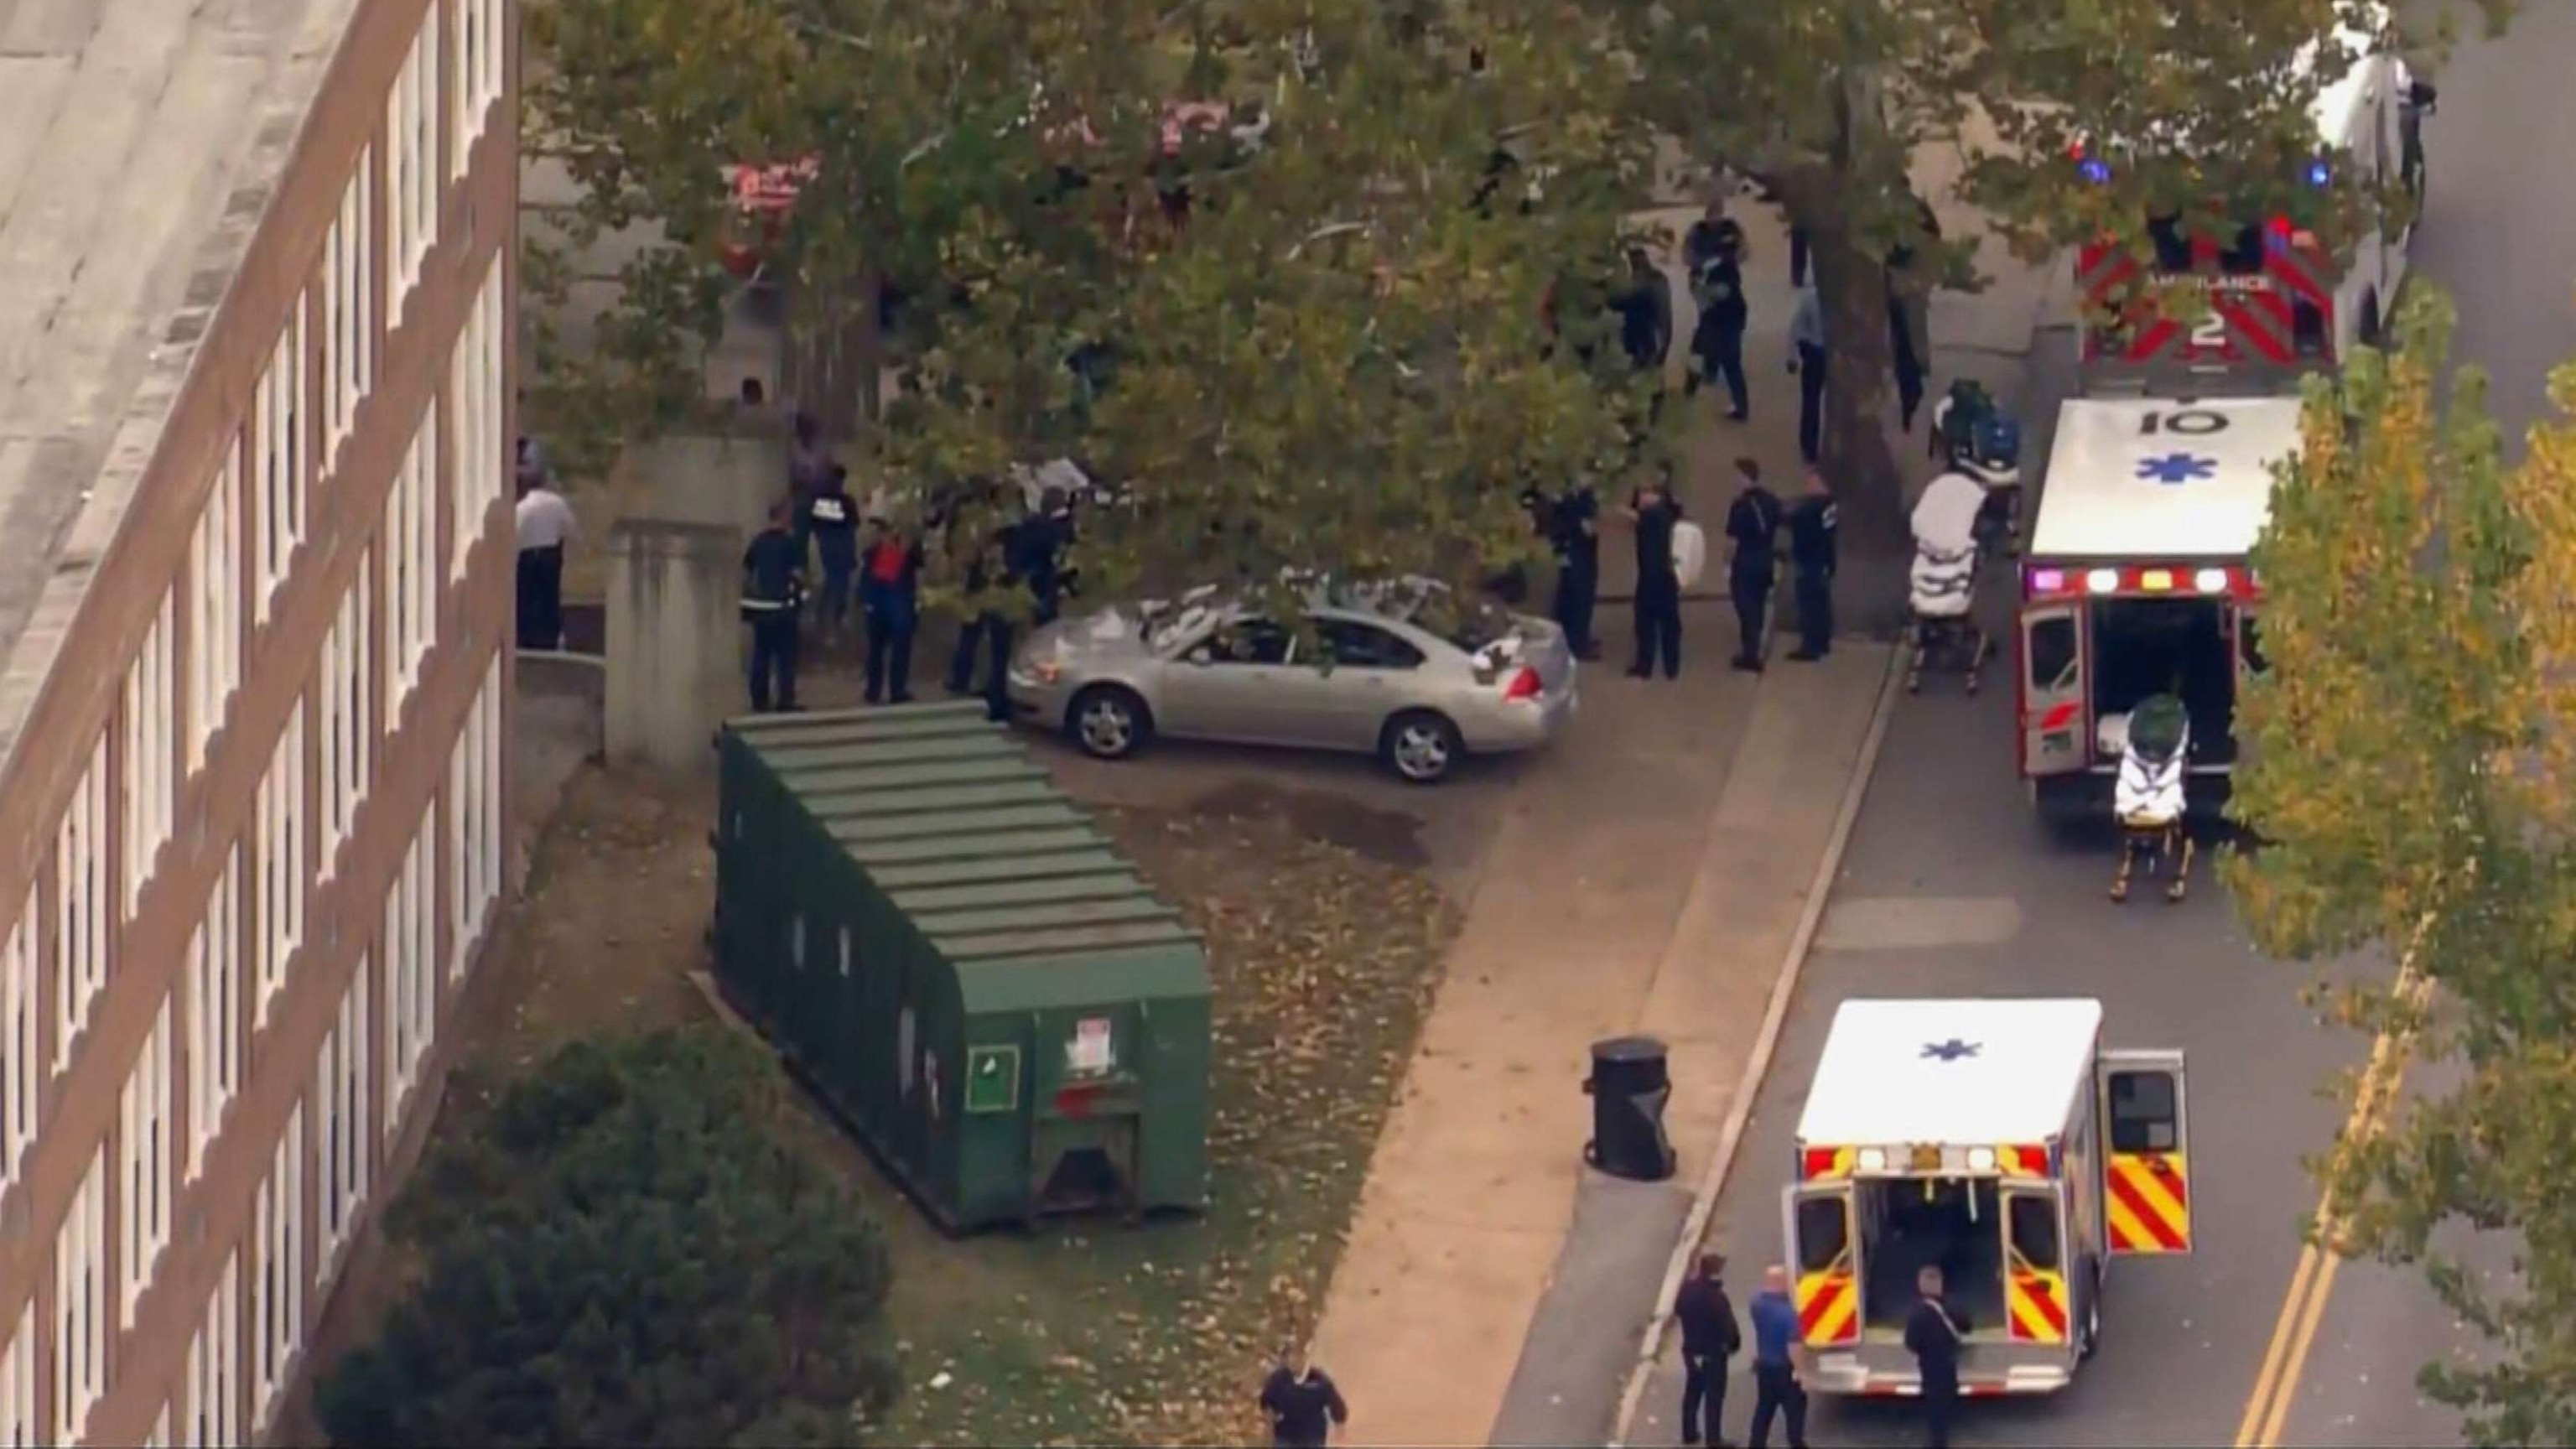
2227, 287, 2576, 1446
314, 1029, 900, 1448
1603, 0, 2511, 548
527, 0, 1639, 615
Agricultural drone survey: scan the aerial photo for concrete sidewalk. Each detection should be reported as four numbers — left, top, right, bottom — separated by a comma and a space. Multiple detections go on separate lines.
1309, 139, 2075, 1449
1306, 631, 1898, 1446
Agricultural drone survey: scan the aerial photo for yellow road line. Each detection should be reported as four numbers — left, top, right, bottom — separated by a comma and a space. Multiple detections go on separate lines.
2234, 944, 2434, 1447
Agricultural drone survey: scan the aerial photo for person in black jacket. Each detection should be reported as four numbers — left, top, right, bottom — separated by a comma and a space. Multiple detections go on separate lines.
1626, 478, 1685, 681
798, 464, 860, 645
1675, 1253, 1743, 1447
1785, 467, 1838, 662
1258, 1350, 1350, 1448
740, 501, 806, 713
1550, 481, 1602, 661
1724, 459, 1784, 673
1903, 1265, 1969, 1448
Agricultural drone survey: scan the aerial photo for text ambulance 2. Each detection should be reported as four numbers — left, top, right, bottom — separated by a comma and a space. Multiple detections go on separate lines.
2070, 3, 2430, 381
1784, 998, 2192, 1397
2016, 393, 2302, 821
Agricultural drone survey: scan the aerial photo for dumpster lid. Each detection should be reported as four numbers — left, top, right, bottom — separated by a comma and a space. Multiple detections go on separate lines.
887, 867, 1150, 914
958, 941, 1212, 1012
870, 849, 1130, 892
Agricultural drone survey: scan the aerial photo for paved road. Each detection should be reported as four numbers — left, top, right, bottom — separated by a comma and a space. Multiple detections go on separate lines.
2262, 9, 2576, 1441
1625, 11, 2576, 1447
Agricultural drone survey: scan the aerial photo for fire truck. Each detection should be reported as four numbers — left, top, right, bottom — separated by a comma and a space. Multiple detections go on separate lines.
1785, 998, 2192, 1397
2014, 392, 2302, 818
2072, 8, 2434, 383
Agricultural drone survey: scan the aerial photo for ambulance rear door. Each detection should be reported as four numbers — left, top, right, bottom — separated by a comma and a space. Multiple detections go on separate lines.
2098, 1048, 2194, 1254
2020, 601, 2085, 777
1781, 1180, 1863, 1349
2001, 1179, 2079, 1356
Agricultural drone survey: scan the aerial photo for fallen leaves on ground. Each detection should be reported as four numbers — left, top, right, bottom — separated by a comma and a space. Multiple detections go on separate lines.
872, 804, 1455, 1447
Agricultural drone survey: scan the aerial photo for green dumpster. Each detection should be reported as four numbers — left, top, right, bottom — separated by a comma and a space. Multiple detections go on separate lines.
712, 701, 1212, 1232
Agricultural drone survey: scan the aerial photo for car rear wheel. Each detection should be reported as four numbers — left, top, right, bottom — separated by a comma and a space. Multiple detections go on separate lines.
1381, 710, 1462, 785
1069, 686, 1151, 761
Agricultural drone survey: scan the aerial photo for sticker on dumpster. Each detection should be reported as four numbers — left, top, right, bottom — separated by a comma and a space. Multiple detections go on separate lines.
1069, 1017, 1115, 1076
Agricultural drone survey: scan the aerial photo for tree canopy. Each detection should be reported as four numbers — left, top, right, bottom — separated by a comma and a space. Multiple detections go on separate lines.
2227, 288, 2576, 1446
526, 0, 1640, 615
1602, 0, 2514, 544
314, 1028, 900, 1449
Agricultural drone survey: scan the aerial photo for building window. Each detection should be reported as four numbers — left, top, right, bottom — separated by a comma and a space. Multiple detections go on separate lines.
318, 557, 374, 876
388, 19, 440, 321
454, 0, 502, 178
321, 150, 375, 460
250, 1101, 306, 1431
315, 960, 372, 1281
177, 1254, 242, 1449
1, 1300, 34, 1448
189, 845, 243, 1178
2, 886, 35, 1188
188, 442, 243, 774
54, 735, 110, 1070
449, 257, 502, 581
55, 1145, 108, 1444
387, 419, 438, 710
123, 589, 179, 920
252, 299, 308, 628
119, 994, 174, 1327
449, 652, 503, 978
254, 709, 306, 1029
386, 823, 436, 1122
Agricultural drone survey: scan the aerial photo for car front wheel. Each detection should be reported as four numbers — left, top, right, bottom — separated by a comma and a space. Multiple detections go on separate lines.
1381, 710, 1463, 785
1069, 686, 1152, 761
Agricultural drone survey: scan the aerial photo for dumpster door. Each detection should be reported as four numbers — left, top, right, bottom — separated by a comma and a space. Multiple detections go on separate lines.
1028, 1007, 1144, 1218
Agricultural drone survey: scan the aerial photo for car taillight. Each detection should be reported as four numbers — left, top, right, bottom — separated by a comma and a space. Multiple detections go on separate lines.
1502, 666, 1543, 702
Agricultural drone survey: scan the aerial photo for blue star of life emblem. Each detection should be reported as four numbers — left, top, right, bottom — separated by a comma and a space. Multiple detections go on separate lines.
1921, 1038, 1981, 1062
2137, 453, 2219, 486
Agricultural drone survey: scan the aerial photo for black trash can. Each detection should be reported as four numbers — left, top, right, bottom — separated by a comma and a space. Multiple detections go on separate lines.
1584, 1036, 1676, 1182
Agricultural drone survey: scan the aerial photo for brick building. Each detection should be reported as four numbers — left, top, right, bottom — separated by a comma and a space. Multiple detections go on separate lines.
0, 0, 517, 1441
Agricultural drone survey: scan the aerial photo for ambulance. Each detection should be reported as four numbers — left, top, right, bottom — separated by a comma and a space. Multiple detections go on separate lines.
1784, 999, 2192, 1396
2015, 392, 2303, 819
2070, 3, 2433, 382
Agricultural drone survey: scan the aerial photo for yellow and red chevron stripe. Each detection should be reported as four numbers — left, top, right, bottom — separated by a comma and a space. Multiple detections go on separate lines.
2006, 1269, 2070, 1343
1999, 1143, 2050, 1177
1795, 1268, 1860, 1346
2106, 1151, 2193, 1253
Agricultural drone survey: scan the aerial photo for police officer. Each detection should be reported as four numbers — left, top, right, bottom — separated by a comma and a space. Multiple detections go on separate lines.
1625, 477, 1685, 680
740, 501, 806, 713
1724, 458, 1783, 673
1550, 480, 1602, 661
1786, 467, 1838, 662
799, 463, 860, 644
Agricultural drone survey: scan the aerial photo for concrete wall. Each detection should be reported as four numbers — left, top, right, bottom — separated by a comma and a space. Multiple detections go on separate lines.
605, 519, 743, 771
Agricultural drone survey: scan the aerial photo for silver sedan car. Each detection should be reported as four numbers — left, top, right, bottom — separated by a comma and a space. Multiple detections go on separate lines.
1006, 585, 1579, 783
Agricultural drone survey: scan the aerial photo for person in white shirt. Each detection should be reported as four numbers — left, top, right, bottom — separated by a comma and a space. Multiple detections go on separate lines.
515, 470, 578, 650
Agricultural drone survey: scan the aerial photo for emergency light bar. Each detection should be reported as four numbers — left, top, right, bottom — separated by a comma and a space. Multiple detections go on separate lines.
1802, 1143, 2059, 1180
2026, 564, 2259, 601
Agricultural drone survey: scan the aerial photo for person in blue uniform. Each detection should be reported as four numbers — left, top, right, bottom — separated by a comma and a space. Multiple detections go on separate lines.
740, 501, 805, 713
1724, 459, 1783, 672
1785, 468, 1838, 662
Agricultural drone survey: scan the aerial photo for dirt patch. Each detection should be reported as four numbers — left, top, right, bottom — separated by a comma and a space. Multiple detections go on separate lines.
302, 761, 1455, 1447
1182, 778, 1432, 870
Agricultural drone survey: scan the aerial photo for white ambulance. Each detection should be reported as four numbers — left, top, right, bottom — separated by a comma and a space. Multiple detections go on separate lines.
1784, 999, 2192, 1397
2015, 392, 2304, 819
